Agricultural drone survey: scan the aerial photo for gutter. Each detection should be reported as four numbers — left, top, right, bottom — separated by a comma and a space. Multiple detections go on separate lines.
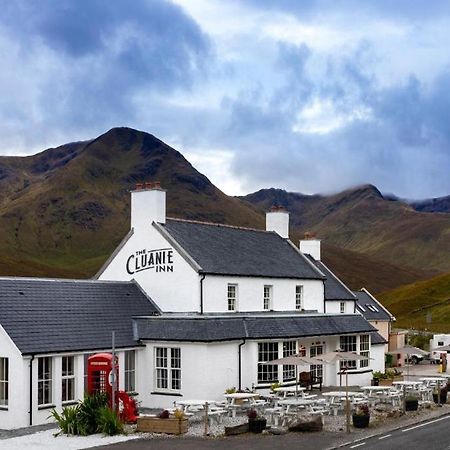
29, 354, 35, 426
200, 274, 206, 315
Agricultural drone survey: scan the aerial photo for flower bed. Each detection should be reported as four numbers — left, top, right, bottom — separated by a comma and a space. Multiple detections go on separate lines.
136, 416, 188, 435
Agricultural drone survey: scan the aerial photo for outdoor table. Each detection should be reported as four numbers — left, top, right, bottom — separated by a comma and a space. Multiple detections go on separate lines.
392, 381, 424, 388
322, 391, 361, 403
420, 377, 449, 386
224, 393, 259, 417
279, 398, 317, 415
274, 386, 306, 398
361, 386, 393, 396
175, 400, 218, 413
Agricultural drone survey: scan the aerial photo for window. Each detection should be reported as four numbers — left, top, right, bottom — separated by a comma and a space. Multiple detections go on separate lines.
359, 335, 370, 368
38, 357, 52, 406
356, 304, 366, 313
310, 344, 324, 380
227, 284, 237, 311
155, 347, 181, 392
438, 341, 444, 346
282, 341, 296, 380
62, 356, 75, 403
124, 350, 136, 392
0, 357, 8, 408
295, 285, 303, 310
263, 285, 272, 310
340, 301, 345, 313
257, 343, 278, 383
339, 336, 357, 370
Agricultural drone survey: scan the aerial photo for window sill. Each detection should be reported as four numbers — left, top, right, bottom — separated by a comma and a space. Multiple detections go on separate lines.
151, 391, 182, 397
38, 404, 56, 410
0, 406, 8, 411
62, 400, 78, 406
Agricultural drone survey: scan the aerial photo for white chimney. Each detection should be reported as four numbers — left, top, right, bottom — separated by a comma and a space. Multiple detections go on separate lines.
299, 232, 321, 260
266, 206, 289, 238
131, 181, 166, 230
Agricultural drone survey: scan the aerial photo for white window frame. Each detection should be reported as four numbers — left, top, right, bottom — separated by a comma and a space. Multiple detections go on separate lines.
263, 285, 272, 311
61, 356, 75, 404
340, 301, 346, 313
0, 357, 8, 408
282, 341, 297, 381
339, 335, 357, 370
227, 284, 238, 311
124, 350, 136, 393
257, 342, 279, 383
295, 285, 303, 310
38, 357, 53, 407
154, 347, 181, 393
309, 343, 324, 380
359, 335, 370, 368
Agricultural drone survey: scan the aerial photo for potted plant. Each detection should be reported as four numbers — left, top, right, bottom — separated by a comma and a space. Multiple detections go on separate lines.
405, 394, 419, 411
432, 386, 448, 404
270, 382, 281, 393
247, 409, 266, 433
136, 409, 188, 435
352, 404, 370, 428
372, 371, 383, 386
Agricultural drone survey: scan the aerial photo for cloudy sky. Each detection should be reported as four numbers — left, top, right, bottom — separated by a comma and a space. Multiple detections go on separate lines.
1, 0, 450, 198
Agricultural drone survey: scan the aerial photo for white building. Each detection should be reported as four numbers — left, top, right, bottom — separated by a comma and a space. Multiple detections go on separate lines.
0, 182, 386, 429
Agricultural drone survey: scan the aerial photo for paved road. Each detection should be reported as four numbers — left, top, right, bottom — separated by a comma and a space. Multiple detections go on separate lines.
338, 415, 450, 450
94, 431, 344, 450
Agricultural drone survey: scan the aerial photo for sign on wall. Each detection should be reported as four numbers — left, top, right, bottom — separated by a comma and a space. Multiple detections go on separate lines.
126, 248, 174, 275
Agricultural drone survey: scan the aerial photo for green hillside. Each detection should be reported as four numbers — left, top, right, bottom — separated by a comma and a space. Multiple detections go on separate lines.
378, 272, 450, 332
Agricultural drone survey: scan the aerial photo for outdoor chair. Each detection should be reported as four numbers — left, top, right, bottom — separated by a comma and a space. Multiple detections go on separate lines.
299, 371, 323, 391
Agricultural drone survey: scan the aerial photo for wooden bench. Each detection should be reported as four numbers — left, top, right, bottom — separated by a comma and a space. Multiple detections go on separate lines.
299, 371, 323, 391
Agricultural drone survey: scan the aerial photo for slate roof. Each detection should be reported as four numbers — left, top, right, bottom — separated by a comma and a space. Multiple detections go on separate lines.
159, 219, 324, 279
0, 278, 160, 355
306, 256, 356, 301
135, 314, 376, 342
371, 332, 388, 345
354, 290, 393, 321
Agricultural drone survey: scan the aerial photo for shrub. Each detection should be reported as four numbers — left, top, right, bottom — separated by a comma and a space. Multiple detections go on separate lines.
354, 404, 369, 416
98, 406, 124, 436
225, 387, 236, 394
158, 409, 170, 419
50, 404, 84, 436
77, 392, 109, 435
247, 409, 258, 419
173, 408, 186, 420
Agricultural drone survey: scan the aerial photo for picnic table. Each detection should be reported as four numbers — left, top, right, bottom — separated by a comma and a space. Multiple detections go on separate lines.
420, 377, 448, 386
175, 399, 217, 412
224, 393, 260, 417
279, 398, 317, 414
274, 386, 306, 398
361, 385, 393, 395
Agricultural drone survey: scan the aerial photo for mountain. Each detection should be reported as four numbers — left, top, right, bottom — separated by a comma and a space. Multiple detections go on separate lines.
241, 186, 450, 275
0, 127, 263, 277
378, 272, 450, 332
410, 195, 450, 213
0, 127, 448, 299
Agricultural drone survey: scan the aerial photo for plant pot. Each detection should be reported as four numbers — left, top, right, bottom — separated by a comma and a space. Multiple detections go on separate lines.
136, 417, 188, 434
248, 418, 267, 433
371, 379, 379, 386
352, 414, 370, 428
405, 399, 418, 411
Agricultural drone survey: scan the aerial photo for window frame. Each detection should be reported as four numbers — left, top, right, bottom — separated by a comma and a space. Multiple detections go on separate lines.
339, 335, 357, 370
38, 357, 53, 407
359, 335, 370, 368
0, 357, 8, 408
154, 347, 181, 393
61, 355, 75, 404
295, 285, 304, 310
257, 342, 279, 383
124, 350, 136, 393
282, 341, 297, 381
227, 284, 238, 312
340, 301, 346, 314
263, 285, 273, 311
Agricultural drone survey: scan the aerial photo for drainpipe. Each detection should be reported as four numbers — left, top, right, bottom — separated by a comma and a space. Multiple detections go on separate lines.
29, 355, 35, 426
323, 280, 326, 313
238, 339, 246, 390
199, 274, 206, 315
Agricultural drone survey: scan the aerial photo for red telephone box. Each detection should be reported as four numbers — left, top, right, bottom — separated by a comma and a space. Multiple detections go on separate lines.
87, 352, 138, 423
87, 353, 119, 402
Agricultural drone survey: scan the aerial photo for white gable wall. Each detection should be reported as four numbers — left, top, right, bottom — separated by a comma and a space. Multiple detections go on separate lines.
325, 300, 356, 314
203, 275, 324, 312
99, 226, 200, 312
0, 325, 29, 429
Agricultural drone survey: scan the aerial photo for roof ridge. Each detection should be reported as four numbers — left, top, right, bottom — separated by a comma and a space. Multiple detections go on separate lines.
0, 276, 135, 284
166, 217, 271, 234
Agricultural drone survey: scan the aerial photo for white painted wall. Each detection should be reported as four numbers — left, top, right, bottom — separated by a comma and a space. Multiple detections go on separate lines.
0, 325, 29, 429
325, 300, 356, 314
203, 275, 325, 312
99, 225, 200, 312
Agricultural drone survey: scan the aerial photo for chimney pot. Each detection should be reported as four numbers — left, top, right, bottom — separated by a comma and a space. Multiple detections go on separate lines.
153, 181, 161, 189
135, 183, 143, 190
145, 181, 154, 189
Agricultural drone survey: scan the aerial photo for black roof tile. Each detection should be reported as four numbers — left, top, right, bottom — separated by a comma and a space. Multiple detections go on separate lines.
354, 290, 392, 321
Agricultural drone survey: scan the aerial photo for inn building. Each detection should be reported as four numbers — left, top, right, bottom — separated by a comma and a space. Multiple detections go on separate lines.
0, 183, 387, 429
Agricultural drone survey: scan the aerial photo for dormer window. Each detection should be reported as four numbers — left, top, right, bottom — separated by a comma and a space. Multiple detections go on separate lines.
227, 284, 238, 311
264, 285, 272, 310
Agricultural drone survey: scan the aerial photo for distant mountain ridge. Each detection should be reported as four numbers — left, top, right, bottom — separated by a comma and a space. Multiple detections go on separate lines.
0, 127, 448, 298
